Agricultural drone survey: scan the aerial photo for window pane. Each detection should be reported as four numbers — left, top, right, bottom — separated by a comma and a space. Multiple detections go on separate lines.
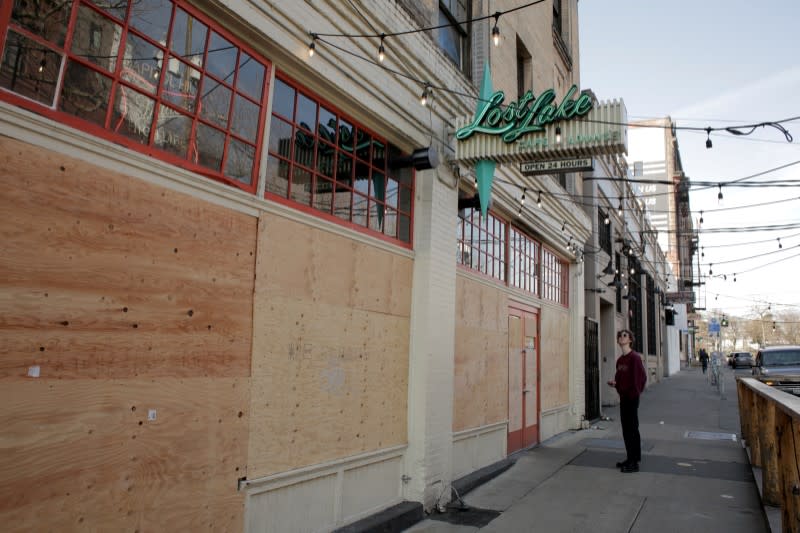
368, 201, 383, 232
265, 154, 289, 196
72, 5, 122, 72
237, 52, 265, 100
355, 130, 371, 160
383, 207, 397, 238
170, 8, 207, 66
272, 79, 295, 120
313, 177, 333, 214
199, 77, 231, 127
196, 123, 225, 171
296, 93, 317, 132
354, 161, 370, 195
232, 94, 258, 142
352, 193, 368, 227
398, 214, 411, 243
224, 138, 254, 185
438, 10, 461, 66
112, 85, 154, 143
290, 167, 312, 206
293, 132, 314, 168
59, 60, 111, 127
154, 105, 190, 157
317, 142, 336, 178
371, 139, 386, 167
268, 116, 292, 158
318, 106, 337, 144
129, 0, 172, 44
12, 0, 71, 47
371, 172, 385, 202
398, 185, 412, 214
385, 177, 398, 209
339, 118, 354, 152
122, 33, 163, 94
163, 57, 199, 111
334, 189, 351, 222
89, 0, 128, 22
0, 31, 62, 106
337, 155, 353, 189
207, 31, 236, 82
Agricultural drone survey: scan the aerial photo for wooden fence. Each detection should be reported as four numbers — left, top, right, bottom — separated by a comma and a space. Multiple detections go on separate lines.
738, 377, 800, 533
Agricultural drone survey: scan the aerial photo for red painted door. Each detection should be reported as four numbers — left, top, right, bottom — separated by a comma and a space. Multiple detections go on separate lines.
508, 305, 539, 454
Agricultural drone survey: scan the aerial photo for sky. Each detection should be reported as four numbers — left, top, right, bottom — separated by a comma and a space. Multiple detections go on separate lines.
578, 0, 800, 320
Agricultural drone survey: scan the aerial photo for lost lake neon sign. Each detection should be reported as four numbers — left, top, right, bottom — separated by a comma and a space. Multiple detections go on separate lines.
456, 85, 593, 144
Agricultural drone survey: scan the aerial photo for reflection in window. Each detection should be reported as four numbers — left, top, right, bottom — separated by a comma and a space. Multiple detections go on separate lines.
266, 75, 414, 245
0, 0, 270, 191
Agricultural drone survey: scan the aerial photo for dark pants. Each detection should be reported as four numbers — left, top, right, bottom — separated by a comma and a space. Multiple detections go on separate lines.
620, 396, 641, 463
702, 361, 707, 374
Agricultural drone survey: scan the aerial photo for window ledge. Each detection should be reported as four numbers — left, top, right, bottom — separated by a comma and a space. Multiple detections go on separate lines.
552, 28, 573, 71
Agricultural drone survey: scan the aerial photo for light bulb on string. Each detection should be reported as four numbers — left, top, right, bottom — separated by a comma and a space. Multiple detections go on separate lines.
717, 184, 724, 205
520, 188, 526, 206
617, 198, 623, 217
701, 246, 704, 258
491, 13, 501, 46
705, 127, 712, 149
555, 126, 561, 144
778, 237, 783, 249
709, 264, 713, 276
378, 34, 385, 62
419, 83, 431, 106
537, 191, 542, 208
733, 273, 737, 282
308, 34, 317, 57
699, 211, 704, 225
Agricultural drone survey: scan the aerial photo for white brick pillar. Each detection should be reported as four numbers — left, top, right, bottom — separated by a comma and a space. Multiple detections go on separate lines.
403, 167, 458, 511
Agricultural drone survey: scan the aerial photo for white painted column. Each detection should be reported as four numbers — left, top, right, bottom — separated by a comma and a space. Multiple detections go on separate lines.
569, 261, 586, 428
403, 167, 458, 510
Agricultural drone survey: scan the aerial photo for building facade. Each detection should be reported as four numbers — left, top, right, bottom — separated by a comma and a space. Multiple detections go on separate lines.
0, 1, 629, 531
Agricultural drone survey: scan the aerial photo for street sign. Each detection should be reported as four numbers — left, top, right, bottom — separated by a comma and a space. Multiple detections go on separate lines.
520, 157, 594, 175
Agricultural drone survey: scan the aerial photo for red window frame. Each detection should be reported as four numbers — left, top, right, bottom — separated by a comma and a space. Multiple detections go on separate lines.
265, 73, 414, 246
457, 207, 506, 282
0, 0, 270, 193
457, 206, 569, 306
509, 227, 540, 296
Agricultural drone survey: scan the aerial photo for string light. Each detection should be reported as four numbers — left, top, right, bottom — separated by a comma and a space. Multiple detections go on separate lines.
778, 237, 783, 249
491, 12, 501, 46
38, 59, 46, 73
555, 126, 561, 144
308, 33, 317, 57
699, 210, 704, 224
717, 184, 724, 204
705, 127, 712, 149
617, 198, 623, 216
537, 191, 542, 208
419, 83, 431, 106
520, 188, 526, 205
378, 34, 385, 62
604, 212, 610, 225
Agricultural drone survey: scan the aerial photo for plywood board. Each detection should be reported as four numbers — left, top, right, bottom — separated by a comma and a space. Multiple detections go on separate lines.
0, 136, 257, 380
540, 306, 570, 410
453, 275, 509, 432
0, 137, 256, 531
249, 214, 411, 477
0, 378, 248, 532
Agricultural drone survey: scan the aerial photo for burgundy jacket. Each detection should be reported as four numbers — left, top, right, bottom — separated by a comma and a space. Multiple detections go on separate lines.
614, 350, 647, 400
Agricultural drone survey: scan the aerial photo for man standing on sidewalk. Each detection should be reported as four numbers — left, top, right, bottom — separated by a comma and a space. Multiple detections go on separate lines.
607, 329, 647, 473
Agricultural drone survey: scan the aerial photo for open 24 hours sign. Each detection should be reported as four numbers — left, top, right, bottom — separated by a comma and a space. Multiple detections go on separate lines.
520, 157, 594, 175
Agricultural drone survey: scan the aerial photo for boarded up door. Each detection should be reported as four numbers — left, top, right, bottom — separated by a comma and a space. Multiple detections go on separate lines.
508, 306, 539, 454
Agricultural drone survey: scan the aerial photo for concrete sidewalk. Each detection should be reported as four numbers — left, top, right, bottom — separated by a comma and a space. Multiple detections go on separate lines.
405, 365, 769, 533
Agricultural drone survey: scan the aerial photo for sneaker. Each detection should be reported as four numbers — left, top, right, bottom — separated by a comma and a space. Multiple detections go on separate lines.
621, 462, 639, 473
615, 460, 628, 468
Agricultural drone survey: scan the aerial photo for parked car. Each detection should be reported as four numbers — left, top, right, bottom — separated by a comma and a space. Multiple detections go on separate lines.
752, 346, 800, 396
730, 351, 753, 369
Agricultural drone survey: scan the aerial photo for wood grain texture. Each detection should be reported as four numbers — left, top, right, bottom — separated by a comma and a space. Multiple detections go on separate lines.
0, 136, 257, 380
540, 306, 570, 409
0, 378, 248, 532
248, 213, 411, 477
453, 275, 509, 432
0, 137, 255, 531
